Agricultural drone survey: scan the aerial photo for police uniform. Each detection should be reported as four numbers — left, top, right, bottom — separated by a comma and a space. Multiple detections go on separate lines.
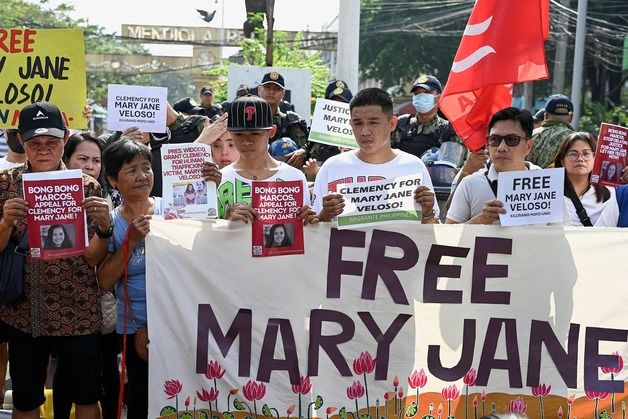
199, 86, 223, 119
529, 94, 575, 168
260, 72, 309, 148
392, 74, 459, 158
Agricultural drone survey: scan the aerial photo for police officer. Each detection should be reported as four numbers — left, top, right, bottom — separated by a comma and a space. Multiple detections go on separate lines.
257, 71, 308, 168
392, 74, 458, 158
199, 86, 223, 119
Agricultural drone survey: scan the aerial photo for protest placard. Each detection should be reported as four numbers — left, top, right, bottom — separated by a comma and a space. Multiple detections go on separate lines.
22, 169, 87, 259
308, 98, 358, 149
0, 28, 87, 129
591, 123, 627, 187
161, 143, 217, 220
337, 174, 422, 229
251, 180, 304, 257
497, 168, 564, 226
107, 84, 168, 132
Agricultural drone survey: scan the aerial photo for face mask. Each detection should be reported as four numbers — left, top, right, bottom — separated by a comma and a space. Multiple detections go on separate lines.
413, 93, 436, 113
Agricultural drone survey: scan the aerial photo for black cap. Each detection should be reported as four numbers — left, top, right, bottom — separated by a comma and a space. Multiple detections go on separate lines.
5, 129, 24, 154
18, 102, 67, 142
200, 86, 213, 95
545, 94, 573, 115
227, 95, 273, 131
533, 108, 546, 123
236, 83, 250, 97
261, 71, 285, 88
325, 80, 353, 103
411, 74, 443, 94
173, 97, 205, 115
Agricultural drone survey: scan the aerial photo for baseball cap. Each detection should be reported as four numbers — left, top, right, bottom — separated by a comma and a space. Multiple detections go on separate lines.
545, 94, 573, 115
200, 86, 213, 95
269, 137, 299, 159
261, 71, 285, 89
411, 74, 443, 94
18, 102, 67, 141
325, 80, 353, 103
236, 83, 250, 97
533, 108, 546, 123
173, 97, 205, 115
227, 95, 273, 131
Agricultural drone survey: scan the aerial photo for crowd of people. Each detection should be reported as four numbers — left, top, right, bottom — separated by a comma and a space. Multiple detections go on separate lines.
0, 70, 627, 419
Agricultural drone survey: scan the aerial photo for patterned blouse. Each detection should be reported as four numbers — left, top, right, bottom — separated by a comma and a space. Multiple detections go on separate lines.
0, 164, 102, 337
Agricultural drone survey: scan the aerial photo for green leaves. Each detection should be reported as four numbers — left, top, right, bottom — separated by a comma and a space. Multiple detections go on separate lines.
314, 395, 324, 410
223, 412, 235, 419
262, 403, 273, 417
339, 407, 348, 419
359, 414, 373, 419
159, 406, 176, 416
405, 402, 418, 418
233, 398, 246, 411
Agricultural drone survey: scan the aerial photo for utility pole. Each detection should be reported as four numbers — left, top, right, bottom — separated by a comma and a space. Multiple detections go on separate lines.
552, 0, 570, 93
337, 0, 360, 91
571, 0, 588, 128
265, 0, 275, 67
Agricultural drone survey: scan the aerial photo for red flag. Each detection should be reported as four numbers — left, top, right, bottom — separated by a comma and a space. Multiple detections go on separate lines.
440, 0, 549, 151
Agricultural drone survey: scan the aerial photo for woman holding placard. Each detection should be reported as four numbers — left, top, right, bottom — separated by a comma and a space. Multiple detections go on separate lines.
553, 132, 613, 226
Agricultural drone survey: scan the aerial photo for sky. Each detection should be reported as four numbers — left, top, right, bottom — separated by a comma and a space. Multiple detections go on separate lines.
44, 0, 340, 56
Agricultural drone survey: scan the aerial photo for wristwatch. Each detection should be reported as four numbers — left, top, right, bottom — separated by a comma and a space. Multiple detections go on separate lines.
96, 224, 113, 239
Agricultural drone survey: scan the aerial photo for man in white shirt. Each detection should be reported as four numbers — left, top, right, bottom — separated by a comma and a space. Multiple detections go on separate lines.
313, 87, 438, 224
0, 129, 26, 171
446, 107, 537, 225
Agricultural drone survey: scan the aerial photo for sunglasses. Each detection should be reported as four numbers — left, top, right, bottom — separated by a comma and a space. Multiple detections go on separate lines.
487, 134, 527, 147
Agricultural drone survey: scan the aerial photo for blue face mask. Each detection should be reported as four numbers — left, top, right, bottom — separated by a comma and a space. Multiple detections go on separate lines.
412, 93, 436, 113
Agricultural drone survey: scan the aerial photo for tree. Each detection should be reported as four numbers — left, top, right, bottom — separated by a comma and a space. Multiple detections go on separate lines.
1, 0, 194, 105
206, 20, 330, 105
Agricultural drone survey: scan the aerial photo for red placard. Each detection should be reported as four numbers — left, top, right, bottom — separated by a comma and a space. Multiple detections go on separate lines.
22, 169, 87, 259
251, 180, 304, 257
591, 123, 627, 187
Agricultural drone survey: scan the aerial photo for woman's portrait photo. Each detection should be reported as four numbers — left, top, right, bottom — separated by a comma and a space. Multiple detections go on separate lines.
264, 224, 293, 248
172, 182, 208, 206
41, 224, 74, 250
601, 161, 622, 183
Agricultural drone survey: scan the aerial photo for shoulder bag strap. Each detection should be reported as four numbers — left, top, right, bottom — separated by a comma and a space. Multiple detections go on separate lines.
567, 194, 592, 226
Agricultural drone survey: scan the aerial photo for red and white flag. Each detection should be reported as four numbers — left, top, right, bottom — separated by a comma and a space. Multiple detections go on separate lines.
440, 0, 550, 151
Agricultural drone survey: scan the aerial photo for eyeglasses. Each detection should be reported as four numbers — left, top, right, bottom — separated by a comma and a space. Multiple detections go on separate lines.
565, 150, 594, 161
487, 134, 527, 147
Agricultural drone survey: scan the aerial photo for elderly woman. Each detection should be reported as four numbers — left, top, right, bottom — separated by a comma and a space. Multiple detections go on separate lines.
97, 138, 159, 418
0, 102, 110, 419
553, 132, 613, 226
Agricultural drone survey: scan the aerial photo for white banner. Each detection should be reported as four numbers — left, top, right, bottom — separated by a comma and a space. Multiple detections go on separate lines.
147, 221, 628, 419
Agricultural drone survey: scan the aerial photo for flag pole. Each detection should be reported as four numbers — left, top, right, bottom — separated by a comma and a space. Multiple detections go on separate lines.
570, 0, 588, 128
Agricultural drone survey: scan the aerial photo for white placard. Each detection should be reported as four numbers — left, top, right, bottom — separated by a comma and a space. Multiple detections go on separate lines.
497, 168, 564, 226
337, 174, 422, 229
227, 65, 312, 124
308, 98, 357, 149
107, 84, 168, 133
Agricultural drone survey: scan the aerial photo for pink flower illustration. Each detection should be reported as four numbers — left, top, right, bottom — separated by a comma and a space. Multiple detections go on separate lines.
287, 405, 296, 415
352, 351, 376, 375
291, 376, 312, 395
508, 397, 527, 414
197, 387, 219, 402
325, 407, 337, 415
229, 388, 239, 395
585, 390, 609, 400
473, 396, 478, 407
441, 385, 460, 401
531, 383, 551, 397
408, 369, 428, 389
164, 379, 183, 399
567, 394, 575, 405
242, 380, 266, 401
393, 375, 399, 387
384, 392, 395, 401
463, 368, 477, 386
398, 389, 404, 399
205, 360, 226, 380
185, 396, 190, 408
347, 381, 365, 400
557, 406, 563, 418
601, 351, 624, 374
